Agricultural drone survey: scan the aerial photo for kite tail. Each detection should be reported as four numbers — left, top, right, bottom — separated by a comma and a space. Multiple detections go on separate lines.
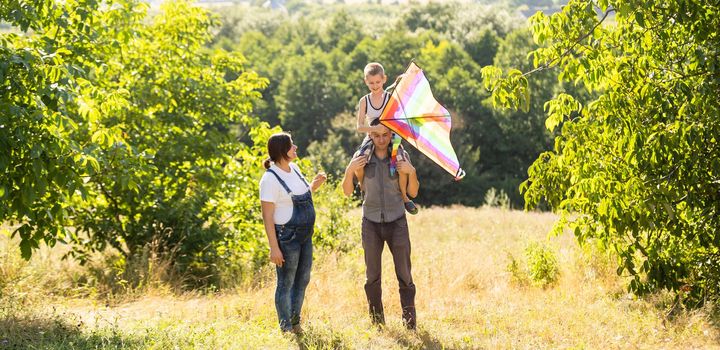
389, 134, 402, 177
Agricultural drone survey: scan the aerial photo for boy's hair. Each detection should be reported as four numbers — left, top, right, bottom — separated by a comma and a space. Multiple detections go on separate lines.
364, 62, 385, 77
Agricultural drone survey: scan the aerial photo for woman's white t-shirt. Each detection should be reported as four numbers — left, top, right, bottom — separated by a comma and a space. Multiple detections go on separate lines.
259, 163, 310, 225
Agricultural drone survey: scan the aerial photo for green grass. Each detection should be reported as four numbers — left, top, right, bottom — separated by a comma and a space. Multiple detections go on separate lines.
1, 207, 719, 349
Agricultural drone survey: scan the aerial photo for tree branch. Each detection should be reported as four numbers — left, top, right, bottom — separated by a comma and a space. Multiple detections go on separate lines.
523, 7, 616, 78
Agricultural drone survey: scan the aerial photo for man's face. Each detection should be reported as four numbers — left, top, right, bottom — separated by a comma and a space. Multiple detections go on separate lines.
369, 126, 391, 149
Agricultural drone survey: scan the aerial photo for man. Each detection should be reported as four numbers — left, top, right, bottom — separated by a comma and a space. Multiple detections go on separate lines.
342, 125, 420, 330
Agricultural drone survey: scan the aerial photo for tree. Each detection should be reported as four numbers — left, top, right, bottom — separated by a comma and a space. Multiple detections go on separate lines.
483, 0, 720, 302
321, 10, 362, 54
1, 0, 132, 258
402, 3, 457, 35
275, 50, 352, 151
1, 0, 269, 274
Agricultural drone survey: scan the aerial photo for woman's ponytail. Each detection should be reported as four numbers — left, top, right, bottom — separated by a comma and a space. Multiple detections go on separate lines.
265, 133, 292, 170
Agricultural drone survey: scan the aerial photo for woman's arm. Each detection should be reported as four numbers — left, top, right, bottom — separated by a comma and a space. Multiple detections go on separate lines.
261, 201, 284, 266
310, 172, 327, 192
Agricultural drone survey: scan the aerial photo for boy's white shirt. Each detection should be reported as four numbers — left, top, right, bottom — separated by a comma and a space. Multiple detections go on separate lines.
364, 91, 389, 126
259, 162, 310, 225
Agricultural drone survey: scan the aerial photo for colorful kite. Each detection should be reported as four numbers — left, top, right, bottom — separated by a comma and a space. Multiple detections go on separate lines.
375, 62, 466, 180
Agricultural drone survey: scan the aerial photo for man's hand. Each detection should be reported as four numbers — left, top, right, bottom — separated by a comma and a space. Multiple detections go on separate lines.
396, 157, 415, 175
270, 247, 284, 266
346, 154, 368, 174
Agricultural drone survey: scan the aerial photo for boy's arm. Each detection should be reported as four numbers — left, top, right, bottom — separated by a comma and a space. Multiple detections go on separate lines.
356, 97, 383, 134
355, 97, 371, 133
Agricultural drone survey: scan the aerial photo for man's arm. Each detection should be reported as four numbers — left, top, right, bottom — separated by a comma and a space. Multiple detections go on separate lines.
342, 154, 368, 196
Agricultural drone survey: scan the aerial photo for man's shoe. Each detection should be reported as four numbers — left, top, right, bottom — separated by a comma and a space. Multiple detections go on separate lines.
404, 200, 419, 215
291, 324, 304, 335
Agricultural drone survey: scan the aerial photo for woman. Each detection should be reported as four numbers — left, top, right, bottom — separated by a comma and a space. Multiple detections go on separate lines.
259, 132, 326, 333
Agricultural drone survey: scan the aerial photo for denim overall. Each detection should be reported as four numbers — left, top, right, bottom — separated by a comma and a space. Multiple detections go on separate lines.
266, 168, 315, 332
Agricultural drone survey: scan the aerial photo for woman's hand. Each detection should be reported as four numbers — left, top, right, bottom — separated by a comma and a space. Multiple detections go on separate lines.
270, 246, 285, 267
311, 172, 327, 192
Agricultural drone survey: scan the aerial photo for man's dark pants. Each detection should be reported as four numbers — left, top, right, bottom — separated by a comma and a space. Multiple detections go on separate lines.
361, 216, 416, 329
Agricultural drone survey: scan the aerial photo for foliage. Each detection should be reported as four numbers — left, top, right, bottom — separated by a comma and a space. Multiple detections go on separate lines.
525, 241, 560, 287
483, 187, 511, 209
211, 2, 556, 208
484, 0, 720, 303
506, 241, 560, 288
0, 0, 128, 259
275, 49, 352, 150
1, 0, 287, 288
308, 180, 359, 253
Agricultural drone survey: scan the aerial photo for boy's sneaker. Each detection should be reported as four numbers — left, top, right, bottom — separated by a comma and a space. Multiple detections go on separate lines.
404, 200, 418, 215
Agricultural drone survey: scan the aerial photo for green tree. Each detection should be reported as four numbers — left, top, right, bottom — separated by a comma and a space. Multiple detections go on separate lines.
1, 0, 134, 258
2, 0, 269, 272
484, 0, 720, 302
66, 2, 269, 285
321, 10, 362, 54
275, 50, 352, 151
402, 3, 457, 35
487, 28, 564, 205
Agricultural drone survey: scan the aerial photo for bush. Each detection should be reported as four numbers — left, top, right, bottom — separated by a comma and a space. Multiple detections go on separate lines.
525, 242, 559, 288
506, 241, 559, 288
483, 187, 511, 209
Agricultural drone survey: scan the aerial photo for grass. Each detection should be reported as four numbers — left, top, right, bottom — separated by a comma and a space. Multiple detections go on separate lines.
1, 207, 719, 349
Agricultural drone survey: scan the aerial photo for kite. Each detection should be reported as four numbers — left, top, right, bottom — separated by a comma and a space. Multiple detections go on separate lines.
373, 61, 466, 180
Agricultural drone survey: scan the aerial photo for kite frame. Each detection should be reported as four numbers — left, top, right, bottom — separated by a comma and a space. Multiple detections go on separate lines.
375, 60, 466, 180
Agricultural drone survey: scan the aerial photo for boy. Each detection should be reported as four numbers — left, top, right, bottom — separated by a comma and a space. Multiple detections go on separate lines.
354, 62, 418, 214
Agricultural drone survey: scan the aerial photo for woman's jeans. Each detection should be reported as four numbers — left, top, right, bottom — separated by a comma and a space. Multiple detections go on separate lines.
275, 224, 313, 331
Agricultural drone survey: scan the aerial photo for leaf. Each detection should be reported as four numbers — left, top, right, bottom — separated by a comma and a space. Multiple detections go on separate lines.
20, 238, 33, 260
635, 12, 645, 28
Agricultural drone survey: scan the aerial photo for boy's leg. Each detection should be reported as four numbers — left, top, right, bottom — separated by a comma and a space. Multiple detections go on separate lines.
355, 168, 365, 192
399, 172, 410, 202
355, 135, 373, 191
396, 148, 418, 214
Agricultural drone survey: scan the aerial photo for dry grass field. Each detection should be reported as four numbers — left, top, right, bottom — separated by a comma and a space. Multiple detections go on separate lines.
1, 207, 719, 349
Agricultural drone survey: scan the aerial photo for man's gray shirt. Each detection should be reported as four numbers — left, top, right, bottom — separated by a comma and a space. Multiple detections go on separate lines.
357, 148, 409, 223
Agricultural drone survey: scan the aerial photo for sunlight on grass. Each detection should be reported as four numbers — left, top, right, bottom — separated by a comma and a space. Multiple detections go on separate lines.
1, 208, 718, 349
